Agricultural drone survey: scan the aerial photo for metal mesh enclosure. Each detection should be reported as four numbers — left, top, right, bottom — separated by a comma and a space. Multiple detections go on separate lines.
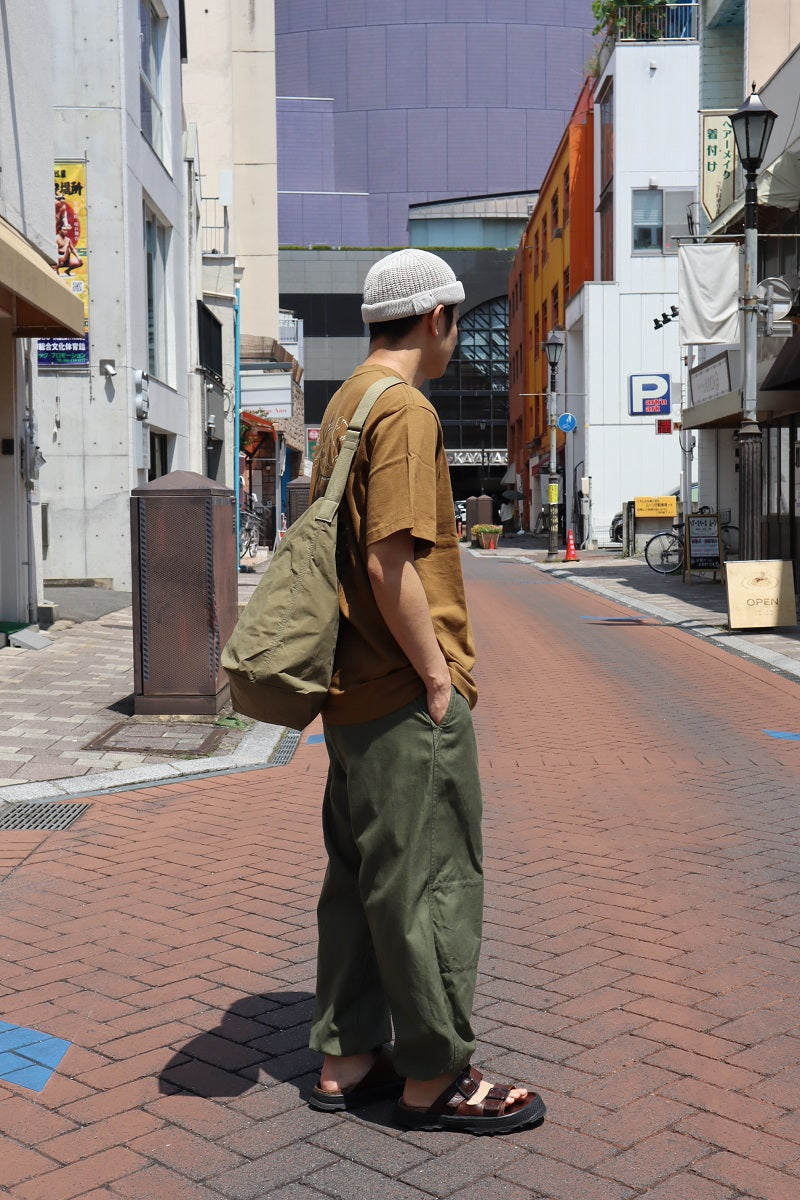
131, 472, 237, 713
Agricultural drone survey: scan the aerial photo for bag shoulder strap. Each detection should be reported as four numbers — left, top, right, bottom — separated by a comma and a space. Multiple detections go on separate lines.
315, 374, 404, 524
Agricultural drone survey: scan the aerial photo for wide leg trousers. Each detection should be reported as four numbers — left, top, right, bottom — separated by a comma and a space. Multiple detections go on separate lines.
309, 687, 484, 1080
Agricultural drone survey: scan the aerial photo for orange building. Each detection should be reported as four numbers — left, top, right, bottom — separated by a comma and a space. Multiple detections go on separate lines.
508, 80, 595, 528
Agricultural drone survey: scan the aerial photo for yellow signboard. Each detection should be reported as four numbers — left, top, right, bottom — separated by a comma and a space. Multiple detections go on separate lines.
38, 162, 89, 366
634, 495, 677, 518
548, 483, 559, 505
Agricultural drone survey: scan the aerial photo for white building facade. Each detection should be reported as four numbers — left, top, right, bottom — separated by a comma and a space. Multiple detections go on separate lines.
565, 22, 700, 544
0, 9, 84, 631
36, 0, 198, 591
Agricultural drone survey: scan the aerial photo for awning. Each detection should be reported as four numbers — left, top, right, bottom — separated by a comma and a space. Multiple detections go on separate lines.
682, 386, 800, 429
241, 410, 276, 433
0, 216, 84, 337
707, 143, 800, 234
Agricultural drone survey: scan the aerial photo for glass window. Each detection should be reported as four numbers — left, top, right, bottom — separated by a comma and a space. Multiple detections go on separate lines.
429, 297, 509, 445
600, 83, 614, 189
542, 213, 548, 259
140, 0, 165, 159
534, 313, 540, 358
144, 205, 170, 382
663, 189, 695, 253
551, 284, 559, 326
563, 266, 570, 305
533, 232, 539, 278
551, 190, 559, 230
541, 299, 548, 340
563, 166, 570, 224
600, 194, 613, 280
633, 189, 663, 252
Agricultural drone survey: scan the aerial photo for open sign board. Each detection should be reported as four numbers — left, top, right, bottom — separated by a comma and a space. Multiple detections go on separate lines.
685, 513, 721, 580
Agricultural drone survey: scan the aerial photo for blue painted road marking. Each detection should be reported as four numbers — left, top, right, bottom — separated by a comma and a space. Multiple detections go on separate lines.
0, 1022, 70, 1092
306, 734, 325, 745
764, 730, 800, 741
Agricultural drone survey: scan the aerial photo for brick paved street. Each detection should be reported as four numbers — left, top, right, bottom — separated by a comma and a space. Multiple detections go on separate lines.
1, 552, 800, 1197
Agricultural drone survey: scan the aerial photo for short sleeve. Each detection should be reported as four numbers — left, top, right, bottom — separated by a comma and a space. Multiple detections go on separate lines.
365, 402, 440, 547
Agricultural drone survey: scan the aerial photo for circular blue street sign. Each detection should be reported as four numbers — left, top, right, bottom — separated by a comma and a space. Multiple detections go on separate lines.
557, 412, 577, 433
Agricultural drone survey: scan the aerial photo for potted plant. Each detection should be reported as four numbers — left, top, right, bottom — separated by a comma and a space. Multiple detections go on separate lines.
471, 523, 502, 550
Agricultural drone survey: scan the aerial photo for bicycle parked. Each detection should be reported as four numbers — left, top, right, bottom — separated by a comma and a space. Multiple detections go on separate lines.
644, 509, 739, 575
239, 493, 264, 560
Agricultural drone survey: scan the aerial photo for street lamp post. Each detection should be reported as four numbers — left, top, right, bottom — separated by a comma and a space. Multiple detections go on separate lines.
543, 331, 564, 562
730, 84, 776, 562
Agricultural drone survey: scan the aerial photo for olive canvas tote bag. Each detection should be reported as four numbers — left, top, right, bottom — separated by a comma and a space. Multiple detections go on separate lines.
221, 376, 401, 729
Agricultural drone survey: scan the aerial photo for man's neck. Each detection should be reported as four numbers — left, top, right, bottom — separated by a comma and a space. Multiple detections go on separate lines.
363, 346, 425, 390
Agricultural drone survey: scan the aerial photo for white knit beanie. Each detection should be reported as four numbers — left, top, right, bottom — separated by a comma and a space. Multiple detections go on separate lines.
361, 249, 465, 324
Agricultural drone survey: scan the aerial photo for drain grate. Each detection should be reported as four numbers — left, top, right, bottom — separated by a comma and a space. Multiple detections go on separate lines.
268, 729, 301, 766
0, 802, 90, 831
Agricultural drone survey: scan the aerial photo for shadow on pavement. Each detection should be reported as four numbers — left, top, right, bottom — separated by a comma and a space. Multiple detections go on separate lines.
159, 991, 316, 1099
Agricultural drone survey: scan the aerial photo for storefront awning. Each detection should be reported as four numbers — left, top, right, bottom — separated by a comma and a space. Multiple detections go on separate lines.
241, 410, 276, 433
682, 386, 800, 429
0, 216, 84, 337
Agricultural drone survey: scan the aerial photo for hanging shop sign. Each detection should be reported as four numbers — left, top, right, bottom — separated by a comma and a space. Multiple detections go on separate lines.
701, 112, 737, 222
38, 162, 90, 367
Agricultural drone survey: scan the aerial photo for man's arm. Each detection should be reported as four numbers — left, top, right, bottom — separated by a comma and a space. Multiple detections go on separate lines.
366, 529, 452, 725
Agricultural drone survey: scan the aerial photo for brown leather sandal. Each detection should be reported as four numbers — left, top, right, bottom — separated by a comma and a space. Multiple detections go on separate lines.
394, 1065, 546, 1134
308, 1045, 404, 1112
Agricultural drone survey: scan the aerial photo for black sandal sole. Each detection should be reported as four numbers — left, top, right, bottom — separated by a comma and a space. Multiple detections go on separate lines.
309, 1078, 404, 1112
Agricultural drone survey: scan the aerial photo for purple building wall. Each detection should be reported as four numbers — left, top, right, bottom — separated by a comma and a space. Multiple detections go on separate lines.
275, 1, 596, 246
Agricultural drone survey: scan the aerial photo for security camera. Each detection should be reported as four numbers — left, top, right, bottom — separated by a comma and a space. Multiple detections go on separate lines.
100, 359, 117, 377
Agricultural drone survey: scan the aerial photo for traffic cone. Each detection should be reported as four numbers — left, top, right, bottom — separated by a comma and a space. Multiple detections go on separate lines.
563, 529, 579, 562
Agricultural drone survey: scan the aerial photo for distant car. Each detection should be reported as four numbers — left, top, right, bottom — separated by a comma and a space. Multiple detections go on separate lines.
610, 511, 623, 542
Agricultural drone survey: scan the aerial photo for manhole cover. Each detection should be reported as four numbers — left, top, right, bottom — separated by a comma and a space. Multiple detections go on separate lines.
0, 802, 90, 831
85, 721, 226, 756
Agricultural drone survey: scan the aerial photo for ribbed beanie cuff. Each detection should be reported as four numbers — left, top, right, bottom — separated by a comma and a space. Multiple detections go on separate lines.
361, 249, 465, 323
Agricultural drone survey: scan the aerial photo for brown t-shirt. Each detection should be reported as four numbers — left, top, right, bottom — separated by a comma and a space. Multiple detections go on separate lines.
310, 362, 477, 724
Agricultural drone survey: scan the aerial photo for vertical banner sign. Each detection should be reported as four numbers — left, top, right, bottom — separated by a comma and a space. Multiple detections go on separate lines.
701, 113, 737, 222
38, 163, 90, 367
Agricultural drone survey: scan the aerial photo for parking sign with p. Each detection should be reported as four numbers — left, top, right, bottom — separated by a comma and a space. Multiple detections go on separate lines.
628, 374, 671, 416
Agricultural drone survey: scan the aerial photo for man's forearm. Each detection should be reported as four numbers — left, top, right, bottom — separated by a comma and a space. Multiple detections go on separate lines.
367, 532, 451, 720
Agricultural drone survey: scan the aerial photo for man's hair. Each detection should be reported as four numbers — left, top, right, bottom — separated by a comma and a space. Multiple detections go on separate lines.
368, 304, 456, 347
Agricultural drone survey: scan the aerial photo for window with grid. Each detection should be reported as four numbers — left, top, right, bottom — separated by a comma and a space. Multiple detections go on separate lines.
551, 190, 559, 231
563, 266, 570, 305
542, 213, 548, 260
563, 166, 570, 224
429, 297, 509, 449
140, 0, 166, 158
551, 284, 559, 327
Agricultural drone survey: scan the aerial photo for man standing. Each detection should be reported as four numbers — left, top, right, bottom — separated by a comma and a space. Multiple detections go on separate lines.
307, 250, 544, 1134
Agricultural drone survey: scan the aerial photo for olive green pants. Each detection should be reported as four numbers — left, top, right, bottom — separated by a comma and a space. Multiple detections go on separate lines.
309, 687, 483, 1080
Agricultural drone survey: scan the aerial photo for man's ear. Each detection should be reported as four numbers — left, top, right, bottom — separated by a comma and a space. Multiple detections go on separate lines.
429, 304, 446, 337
